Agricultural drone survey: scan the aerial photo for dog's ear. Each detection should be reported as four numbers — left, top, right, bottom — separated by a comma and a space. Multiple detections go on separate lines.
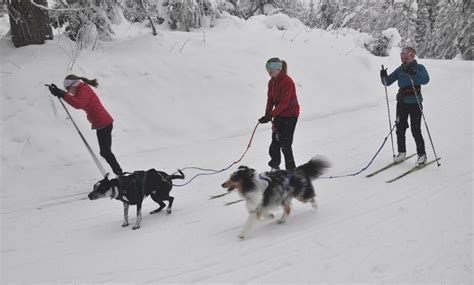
238, 166, 248, 170
93, 179, 103, 191
242, 168, 256, 178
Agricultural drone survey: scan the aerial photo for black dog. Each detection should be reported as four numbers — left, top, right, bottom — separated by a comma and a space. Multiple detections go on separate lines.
88, 169, 184, 230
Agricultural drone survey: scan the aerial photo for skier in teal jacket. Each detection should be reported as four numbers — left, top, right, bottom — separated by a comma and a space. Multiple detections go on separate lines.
380, 47, 430, 166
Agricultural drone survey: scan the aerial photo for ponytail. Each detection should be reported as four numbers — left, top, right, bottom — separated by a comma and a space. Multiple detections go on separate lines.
80, 76, 98, 88
65, 74, 99, 88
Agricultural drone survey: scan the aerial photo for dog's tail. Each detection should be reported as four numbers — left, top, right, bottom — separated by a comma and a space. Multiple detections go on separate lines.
295, 157, 330, 179
169, 169, 185, 180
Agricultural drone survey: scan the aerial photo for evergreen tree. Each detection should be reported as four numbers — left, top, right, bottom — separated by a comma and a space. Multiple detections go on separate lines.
396, 0, 417, 48
164, 0, 219, 31
422, 0, 467, 59
415, 1, 430, 49
456, 0, 472, 59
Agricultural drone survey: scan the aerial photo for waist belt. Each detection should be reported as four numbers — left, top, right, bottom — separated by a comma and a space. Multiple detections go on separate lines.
399, 85, 421, 96
287, 98, 299, 107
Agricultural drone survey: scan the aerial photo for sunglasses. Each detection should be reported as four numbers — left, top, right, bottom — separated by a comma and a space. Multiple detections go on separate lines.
266, 62, 282, 71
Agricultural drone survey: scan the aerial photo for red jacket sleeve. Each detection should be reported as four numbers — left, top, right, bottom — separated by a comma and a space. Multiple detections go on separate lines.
270, 77, 294, 117
265, 81, 274, 115
63, 84, 92, 109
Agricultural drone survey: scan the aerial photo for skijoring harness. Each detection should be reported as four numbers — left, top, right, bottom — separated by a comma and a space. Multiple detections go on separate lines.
399, 84, 421, 96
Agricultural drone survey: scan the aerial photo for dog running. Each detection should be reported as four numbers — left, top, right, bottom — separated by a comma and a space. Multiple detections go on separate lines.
221, 157, 329, 239
88, 169, 184, 230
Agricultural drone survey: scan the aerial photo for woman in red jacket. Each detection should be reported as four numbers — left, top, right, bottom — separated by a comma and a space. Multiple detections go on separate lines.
259, 58, 300, 171
49, 75, 123, 175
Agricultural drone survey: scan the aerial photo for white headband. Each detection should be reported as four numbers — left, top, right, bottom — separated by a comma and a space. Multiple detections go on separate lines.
64, 79, 80, 88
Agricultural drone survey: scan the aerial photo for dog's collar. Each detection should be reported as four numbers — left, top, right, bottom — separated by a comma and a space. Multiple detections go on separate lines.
287, 172, 294, 181
256, 174, 271, 190
258, 173, 271, 184
111, 180, 130, 203
110, 179, 121, 200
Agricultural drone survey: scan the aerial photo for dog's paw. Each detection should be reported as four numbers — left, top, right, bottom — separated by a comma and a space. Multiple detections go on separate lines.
277, 219, 286, 224
166, 208, 172, 214
238, 234, 247, 240
310, 199, 318, 209
122, 222, 129, 227
132, 225, 140, 230
267, 213, 275, 219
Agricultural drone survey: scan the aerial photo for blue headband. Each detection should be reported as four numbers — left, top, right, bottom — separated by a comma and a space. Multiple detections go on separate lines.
266, 61, 282, 71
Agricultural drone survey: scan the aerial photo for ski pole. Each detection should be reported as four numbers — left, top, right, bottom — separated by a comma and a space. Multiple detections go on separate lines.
45, 84, 108, 176
381, 65, 395, 158
407, 76, 441, 167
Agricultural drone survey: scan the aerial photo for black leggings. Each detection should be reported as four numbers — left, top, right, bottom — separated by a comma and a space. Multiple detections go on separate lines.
268, 116, 298, 170
396, 103, 426, 156
96, 124, 122, 175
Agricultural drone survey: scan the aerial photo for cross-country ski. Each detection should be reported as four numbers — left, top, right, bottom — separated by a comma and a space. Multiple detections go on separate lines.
386, 158, 442, 183
366, 153, 417, 177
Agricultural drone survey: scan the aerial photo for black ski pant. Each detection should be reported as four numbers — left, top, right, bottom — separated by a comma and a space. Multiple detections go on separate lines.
268, 116, 298, 171
96, 123, 122, 175
396, 102, 426, 156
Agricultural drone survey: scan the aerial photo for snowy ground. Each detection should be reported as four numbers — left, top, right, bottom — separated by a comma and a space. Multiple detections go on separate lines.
1, 14, 472, 283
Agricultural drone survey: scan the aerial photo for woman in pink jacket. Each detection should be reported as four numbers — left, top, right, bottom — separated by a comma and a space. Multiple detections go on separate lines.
49, 75, 122, 175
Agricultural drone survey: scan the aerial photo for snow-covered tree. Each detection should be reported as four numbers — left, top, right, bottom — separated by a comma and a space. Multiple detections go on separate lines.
419, 0, 471, 59
307, 0, 469, 60
316, 1, 338, 29
163, 0, 219, 31
395, 0, 417, 47
365, 28, 402, 57
50, 0, 120, 48
456, 0, 472, 60
415, 1, 430, 48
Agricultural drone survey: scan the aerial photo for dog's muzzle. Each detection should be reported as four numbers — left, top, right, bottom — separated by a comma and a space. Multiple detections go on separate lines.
221, 182, 235, 192
88, 192, 99, 200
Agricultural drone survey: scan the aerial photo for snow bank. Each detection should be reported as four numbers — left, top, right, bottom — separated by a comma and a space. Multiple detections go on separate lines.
248, 13, 307, 31
0, 14, 9, 38
207, 12, 248, 31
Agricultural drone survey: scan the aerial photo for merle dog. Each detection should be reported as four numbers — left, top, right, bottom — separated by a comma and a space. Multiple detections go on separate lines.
221, 158, 329, 239
88, 169, 184, 230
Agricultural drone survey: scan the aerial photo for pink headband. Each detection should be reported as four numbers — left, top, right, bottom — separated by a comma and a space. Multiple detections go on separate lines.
401, 47, 416, 56
63, 79, 80, 88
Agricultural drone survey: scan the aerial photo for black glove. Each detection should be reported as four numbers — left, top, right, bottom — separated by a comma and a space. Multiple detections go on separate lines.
258, 115, 272, 124
405, 66, 417, 76
48, 84, 65, 98
380, 68, 388, 81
